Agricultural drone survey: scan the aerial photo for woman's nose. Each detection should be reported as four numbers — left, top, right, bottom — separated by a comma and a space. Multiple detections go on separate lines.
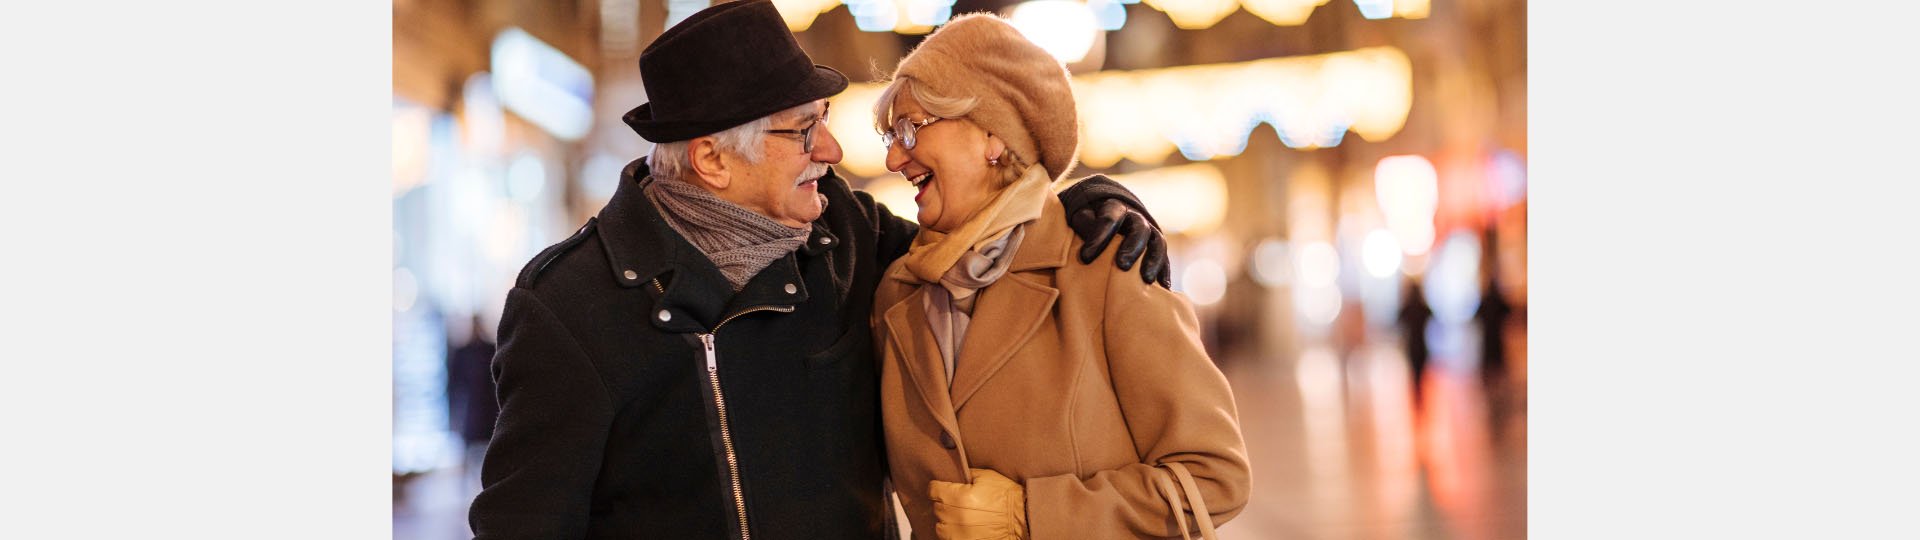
885, 141, 909, 173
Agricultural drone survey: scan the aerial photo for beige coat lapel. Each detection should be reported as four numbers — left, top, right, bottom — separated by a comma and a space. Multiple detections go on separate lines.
949, 197, 1074, 412
881, 285, 962, 438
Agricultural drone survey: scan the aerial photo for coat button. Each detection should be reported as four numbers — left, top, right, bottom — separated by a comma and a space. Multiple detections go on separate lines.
938, 430, 956, 450
623, 270, 638, 280
783, 283, 797, 294
657, 310, 672, 322
817, 237, 831, 245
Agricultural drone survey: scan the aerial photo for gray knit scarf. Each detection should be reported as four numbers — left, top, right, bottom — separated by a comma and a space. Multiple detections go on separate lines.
643, 175, 821, 290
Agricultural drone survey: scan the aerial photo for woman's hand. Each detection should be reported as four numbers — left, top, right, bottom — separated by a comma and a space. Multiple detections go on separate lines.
929, 468, 1028, 540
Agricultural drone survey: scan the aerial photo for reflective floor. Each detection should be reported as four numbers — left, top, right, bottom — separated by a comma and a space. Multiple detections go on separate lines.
1214, 332, 1527, 540
394, 325, 1528, 539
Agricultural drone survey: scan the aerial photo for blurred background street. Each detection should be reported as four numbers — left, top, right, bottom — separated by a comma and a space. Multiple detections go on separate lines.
392, 0, 1526, 537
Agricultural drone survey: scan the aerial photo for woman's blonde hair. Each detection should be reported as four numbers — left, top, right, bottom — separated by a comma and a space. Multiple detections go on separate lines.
871, 76, 1029, 188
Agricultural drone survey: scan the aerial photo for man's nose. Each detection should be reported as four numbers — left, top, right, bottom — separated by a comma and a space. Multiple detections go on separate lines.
812, 127, 843, 164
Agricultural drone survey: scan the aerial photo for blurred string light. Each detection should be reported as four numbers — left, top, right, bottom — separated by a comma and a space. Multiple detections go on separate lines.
771, 0, 1422, 32
1373, 154, 1439, 257
1106, 163, 1229, 235
1350, 0, 1391, 18
1392, 0, 1431, 18
1008, 0, 1101, 63
842, 0, 951, 33
1089, 0, 1128, 30
843, 0, 898, 31
773, 0, 845, 31
831, 47, 1412, 175
1142, 0, 1239, 29
1239, 0, 1331, 25
1147, 0, 1427, 29
491, 28, 593, 141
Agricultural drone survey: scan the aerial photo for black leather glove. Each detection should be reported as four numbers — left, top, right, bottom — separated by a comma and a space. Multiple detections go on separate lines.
1068, 199, 1172, 289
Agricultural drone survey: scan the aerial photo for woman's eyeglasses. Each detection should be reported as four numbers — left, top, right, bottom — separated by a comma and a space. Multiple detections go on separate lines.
878, 115, 943, 151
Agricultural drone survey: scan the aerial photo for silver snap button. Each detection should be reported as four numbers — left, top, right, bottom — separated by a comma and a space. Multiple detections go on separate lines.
783, 283, 798, 294
623, 270, 638, 280
656, 310, 672, 322
817, 237, 831, 245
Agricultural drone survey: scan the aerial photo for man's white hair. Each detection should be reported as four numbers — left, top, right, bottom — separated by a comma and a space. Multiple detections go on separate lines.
648, 102, 815, 183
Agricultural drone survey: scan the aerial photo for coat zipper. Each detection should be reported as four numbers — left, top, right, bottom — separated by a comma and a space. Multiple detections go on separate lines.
656, 278, 795, 540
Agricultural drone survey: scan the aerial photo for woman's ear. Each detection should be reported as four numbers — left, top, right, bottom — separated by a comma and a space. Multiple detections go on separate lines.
687, 136, 731, 190
985, 133, 1007, 164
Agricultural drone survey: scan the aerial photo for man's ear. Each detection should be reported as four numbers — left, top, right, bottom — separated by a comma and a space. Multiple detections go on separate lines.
688, 136, 730, 190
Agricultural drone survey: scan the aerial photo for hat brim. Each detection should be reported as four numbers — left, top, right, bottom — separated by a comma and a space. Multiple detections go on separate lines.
625, 65, 850, 143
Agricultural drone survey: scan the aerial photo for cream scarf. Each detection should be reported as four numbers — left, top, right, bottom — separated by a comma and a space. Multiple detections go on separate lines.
898, 165, 1052, 387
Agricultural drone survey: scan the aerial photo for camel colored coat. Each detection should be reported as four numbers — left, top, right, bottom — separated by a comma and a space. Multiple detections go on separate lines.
872, 196, 1251, 539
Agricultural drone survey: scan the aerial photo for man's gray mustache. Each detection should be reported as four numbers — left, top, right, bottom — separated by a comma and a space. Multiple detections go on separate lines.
793, 164, 830, 186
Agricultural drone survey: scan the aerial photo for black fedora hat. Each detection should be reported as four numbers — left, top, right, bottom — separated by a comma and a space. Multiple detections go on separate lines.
623, 0, 849, 143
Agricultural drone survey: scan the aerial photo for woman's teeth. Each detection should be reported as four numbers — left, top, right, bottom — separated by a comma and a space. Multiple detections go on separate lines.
910, 173, 933, 188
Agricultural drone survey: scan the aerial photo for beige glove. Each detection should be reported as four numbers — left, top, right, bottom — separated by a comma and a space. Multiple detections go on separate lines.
928, 468, 1028, 540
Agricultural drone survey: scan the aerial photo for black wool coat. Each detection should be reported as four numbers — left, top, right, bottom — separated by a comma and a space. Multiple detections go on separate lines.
469, 158, 1142, 540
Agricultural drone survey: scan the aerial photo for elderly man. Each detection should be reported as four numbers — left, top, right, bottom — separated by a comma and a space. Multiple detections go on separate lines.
467, 1, 1167, 538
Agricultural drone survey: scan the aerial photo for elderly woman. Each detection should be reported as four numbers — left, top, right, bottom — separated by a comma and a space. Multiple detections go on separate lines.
868, 14, 1250, 540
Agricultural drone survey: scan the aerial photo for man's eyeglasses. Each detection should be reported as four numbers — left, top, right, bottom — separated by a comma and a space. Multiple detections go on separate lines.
879, 115, 943, 151
765, 103, 830, 153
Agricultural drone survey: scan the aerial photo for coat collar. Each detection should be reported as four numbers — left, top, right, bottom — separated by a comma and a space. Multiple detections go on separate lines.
598, 158, 843, 332
883, 193, 1073, 284
880, 195, 1072, 412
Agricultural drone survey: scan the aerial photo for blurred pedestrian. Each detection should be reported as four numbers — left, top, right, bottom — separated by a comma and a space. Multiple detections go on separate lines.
1476, 229, 1511, 392
444, 313, 496, 473
1398, 276, 1433, 404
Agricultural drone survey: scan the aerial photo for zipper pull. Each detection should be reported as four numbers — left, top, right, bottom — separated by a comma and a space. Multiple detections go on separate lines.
700, 333, 717, 372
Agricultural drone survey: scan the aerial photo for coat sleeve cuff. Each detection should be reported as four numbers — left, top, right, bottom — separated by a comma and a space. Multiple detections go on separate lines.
1020, 473, 1078, 540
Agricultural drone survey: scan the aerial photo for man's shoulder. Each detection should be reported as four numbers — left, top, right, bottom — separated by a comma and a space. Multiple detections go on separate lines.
515, 218, 611, 292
